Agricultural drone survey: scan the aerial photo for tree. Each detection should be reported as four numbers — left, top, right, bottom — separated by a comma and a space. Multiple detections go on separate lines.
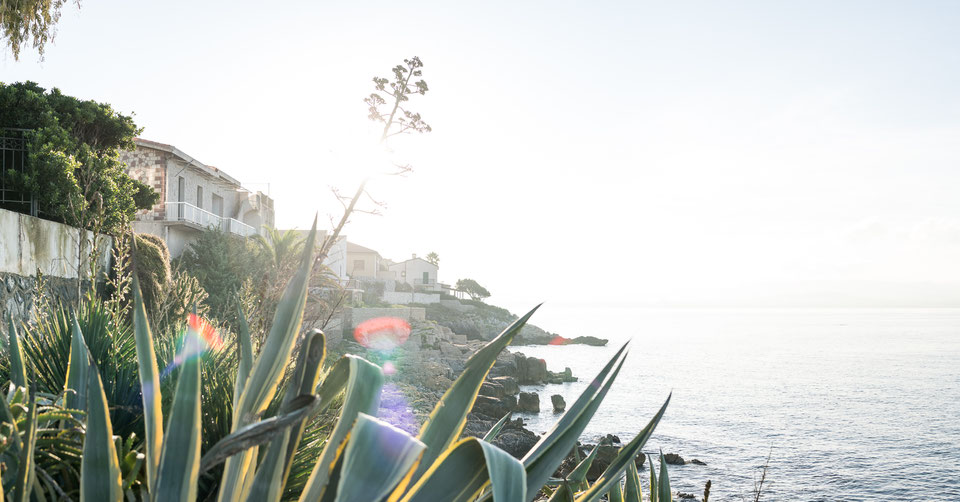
0, 82, 158, 234
318, 57, 432, 262
176, 228, 261, 322
0, 0, 77, 60
425, 252, 439, 266
456, 278, 491, 301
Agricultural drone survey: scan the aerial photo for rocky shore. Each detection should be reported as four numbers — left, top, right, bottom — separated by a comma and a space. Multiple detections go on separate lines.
339, 315, 706, 489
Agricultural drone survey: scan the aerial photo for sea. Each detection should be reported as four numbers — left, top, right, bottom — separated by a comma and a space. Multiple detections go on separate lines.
510, 307, 960, 501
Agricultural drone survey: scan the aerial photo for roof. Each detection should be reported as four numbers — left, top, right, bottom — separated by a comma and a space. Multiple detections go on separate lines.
389, 257, 438, 268
346, 241, 381, 255
132, 138, 243, 188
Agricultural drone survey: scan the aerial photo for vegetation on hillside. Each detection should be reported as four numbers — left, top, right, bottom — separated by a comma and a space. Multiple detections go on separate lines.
0, 220, 672, 501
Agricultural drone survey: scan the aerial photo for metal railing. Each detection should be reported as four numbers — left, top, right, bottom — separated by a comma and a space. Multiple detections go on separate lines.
164, 202, 256, 237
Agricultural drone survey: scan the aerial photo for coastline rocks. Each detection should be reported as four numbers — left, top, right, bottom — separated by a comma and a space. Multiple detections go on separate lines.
490, 376, 519, 396
489, 419, 539, 458
663, 453, 686, 465
473, 395, 516, 419
690, 458, 707, 466
515, 354, 548, 384
551, 394, 566, 412
517, 392, 540, 413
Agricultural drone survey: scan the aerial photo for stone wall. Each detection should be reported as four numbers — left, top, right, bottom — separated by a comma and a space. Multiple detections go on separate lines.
382, 291, 441, 305
0, 208, 111, 323
1, 273, 87, 323
121, 147, 170, 220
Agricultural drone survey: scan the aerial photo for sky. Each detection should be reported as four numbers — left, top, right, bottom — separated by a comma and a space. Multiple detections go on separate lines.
4, 0, 960, 318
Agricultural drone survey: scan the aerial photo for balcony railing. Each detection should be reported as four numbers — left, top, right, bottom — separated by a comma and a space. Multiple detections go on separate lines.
164, 202, 256, 237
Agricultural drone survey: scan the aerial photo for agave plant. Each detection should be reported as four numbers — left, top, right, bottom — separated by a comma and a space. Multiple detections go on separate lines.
0, 218, 671, 501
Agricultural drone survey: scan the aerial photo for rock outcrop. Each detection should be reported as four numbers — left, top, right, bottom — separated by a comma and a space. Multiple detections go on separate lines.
517, 392, 540, 413
551, 394, 566, 412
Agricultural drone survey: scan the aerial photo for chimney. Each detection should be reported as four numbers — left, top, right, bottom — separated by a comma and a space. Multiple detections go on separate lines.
412, 253, 417, 259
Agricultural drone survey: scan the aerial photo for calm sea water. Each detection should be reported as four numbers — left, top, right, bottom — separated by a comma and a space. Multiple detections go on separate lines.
512, 308, 960, 501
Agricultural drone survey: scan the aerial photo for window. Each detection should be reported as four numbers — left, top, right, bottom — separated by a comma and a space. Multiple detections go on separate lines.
353, 259, 365, 271
196, 186, 203, 209
212, 194, 223, 217
423, 271, 430, 284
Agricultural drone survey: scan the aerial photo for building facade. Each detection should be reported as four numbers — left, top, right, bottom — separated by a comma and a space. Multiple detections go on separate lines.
388, 255, 440, 291
122, 138, 274, 256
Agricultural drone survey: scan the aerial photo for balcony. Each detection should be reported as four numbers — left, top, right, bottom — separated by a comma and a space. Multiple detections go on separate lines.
163, 202, 256, 237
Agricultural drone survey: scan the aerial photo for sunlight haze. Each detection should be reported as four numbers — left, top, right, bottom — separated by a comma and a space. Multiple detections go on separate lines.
5, 0, 960, 320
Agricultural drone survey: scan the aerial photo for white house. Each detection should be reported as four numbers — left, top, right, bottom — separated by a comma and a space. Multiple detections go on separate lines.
121, 138, 274, 257
388, 255, 439, 291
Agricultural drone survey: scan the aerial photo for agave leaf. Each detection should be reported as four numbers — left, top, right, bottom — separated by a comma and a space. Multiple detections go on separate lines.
401, 437, 526, 502
575, 395, 670, 502
319, 413, 425, 502
623, 456, 642, 502
131, 274, 163, 493
545, 481, 575, 502
81, 347, 123, 501
201, 394, 318, 475
406, 305, 539, 488
232, 304, 254, 411
568, 441, 604, 488
521, 342, 629, 501
12, 386, 36, 502
608, 474, 625, 502
648, 454, 658, 502
657, 452, 671, 502
64, 317, 89, 414
246, 329, 326, 502
153, 337, 202, 502
219, 220, 317, 502
482, 412, 512, 443
5, 315, 27, 389
298, 355, 383, 502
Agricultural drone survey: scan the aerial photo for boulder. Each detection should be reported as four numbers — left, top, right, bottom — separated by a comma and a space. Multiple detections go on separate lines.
492, 425, 539, 458
480, 381, 505, 399
689, 458, 707, 466
663, 453, 686, 465
515, 354, 548, 384
551, 394, 566, 412
490, 376, 519, 396
439, 341, 461, 357
472, 395, 515, 419
517, 392, 540, 413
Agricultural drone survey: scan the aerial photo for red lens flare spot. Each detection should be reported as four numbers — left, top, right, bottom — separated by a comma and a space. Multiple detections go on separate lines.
354, 317, 411, 350
548, 336, 568, 346
188, 313, 223, 351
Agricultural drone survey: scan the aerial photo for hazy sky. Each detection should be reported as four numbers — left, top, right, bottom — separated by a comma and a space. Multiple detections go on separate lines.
5, 1, 960, 317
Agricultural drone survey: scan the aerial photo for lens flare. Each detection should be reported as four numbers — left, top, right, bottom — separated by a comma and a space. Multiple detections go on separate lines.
354, 317, 411, 351
549, 335, 568, 345
160, 314, 223, 378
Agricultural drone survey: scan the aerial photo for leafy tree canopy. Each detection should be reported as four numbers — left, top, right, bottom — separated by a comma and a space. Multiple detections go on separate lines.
0, 0, 76, 60
455, 278, 491, 301
0, 81, 158, 233
425, 252, 439, 266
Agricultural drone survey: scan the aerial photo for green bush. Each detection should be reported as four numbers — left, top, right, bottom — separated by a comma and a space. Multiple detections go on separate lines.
0, 221, 671, 501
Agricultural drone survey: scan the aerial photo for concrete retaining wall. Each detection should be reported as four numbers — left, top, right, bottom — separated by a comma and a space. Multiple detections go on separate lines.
382, 291, 441, 305
0, 208, 112, 322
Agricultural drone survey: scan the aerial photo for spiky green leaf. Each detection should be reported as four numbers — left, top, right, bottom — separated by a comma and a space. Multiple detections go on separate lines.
401, 437, 526, 502
219, 219, 317, 502
153, 341, 202, 502
521, 342, 629, 501
132, 274, 163, 493
12, 386, 36, 502
409, 305, 540, 489
575, 395, 670, 502
298, 355, 383, 502
5, 315, 27, 388
482, 413, 512, 443
81, 351, 122, 501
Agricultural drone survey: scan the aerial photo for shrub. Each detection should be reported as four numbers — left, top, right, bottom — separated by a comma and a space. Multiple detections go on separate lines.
0, 221, 671, 501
